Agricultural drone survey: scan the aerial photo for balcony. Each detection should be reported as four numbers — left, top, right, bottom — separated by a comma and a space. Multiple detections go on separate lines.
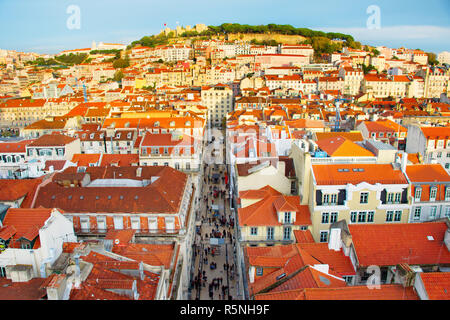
73, 227, 181, 236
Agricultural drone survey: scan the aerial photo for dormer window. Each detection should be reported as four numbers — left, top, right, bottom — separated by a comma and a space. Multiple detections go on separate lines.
90, 133, 94, 139
116, 133, 121, 139
284, 212, 291, 224
170, 121, 175, 127
154, 121, 160, 127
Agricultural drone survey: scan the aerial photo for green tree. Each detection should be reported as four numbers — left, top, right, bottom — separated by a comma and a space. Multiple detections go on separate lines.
113, 57, 129, 69
427, 52, 439, 66
113, 70, 124, 82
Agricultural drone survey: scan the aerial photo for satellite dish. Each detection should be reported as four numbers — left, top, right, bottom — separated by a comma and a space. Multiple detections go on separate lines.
114, 239, 120, 245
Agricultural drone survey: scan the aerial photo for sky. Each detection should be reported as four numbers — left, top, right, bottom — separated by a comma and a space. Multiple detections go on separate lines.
0, 0, 449, 54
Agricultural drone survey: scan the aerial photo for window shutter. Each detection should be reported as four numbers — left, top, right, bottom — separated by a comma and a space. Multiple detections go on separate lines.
338, 189, 346, 205
401, 188, 408, 204
316, 190, 323, 206
380, 189, 387, 204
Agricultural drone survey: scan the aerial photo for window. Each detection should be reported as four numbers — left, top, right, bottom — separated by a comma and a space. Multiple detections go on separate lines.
394, 210, 402, 222
414, 207, 421, 220
250, 227, 258, 236
113, 216, 124, 230
386, 211, 393, 222
430, 187, 437, 201
330, 194, 337, 204
131, 217, 140, 231
350, 212, 357, 223
320, 231, 328, 243
163, 147, 169, 155
445, 207, 450, 218
256, 267, 263, 276
322, 212, 329, 224
415, 187, 422, 201
360, 192, 369, 204
358, 212, 366, 223
148, 218, 157, 233
429, 206, 437, 220
267, 227, 274, 240
97, 217, 106, 233
323, 194, 329, 204
21, 242, 31, 249
367, 211, 375, 223
283, 227, 291, 240
284, 212, 291, 224
330, 212, 338, 223
437, 152, 442, 158
0, 267, 6, 278
445, 187, 450, 201
394, 193, 401, 203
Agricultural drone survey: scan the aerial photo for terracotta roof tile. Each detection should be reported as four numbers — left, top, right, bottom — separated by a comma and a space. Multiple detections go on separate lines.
312, 164, 408, 185
420, 272, 450, 300
349, 222, 450, 267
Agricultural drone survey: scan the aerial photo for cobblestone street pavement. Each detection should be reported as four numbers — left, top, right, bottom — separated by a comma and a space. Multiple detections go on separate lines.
190, 131, 240, 300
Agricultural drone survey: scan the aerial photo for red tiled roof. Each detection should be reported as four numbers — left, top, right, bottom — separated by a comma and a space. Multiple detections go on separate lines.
294, 230, 315, 244
421, 127, 450, 140
419, 272, 450, 300
256, 285, 419, 300
105, 229, 135, 245
34, 166, 187, 214
312, 164, 408, 185
0, 178, 43, 207
1, 208, 53, 247
44, 160, 67, 171
71, 154, 101, 167
0, 140, 33, 153
0, 278, 47, 300
349, 222, 450, 267
112, 243, 175, 268
238, 195, 311, 227
100, 154, 139, 167
406, 164, 450, 183
27, 134, 77, 147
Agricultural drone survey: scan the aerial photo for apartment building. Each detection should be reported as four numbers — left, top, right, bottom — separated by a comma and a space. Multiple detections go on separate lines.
406, 164, 450, 222
309, 162, 411, 243
139, 131, 201, 172
201, 83, 234, 126
339, 67, 363, 96
405, 126, 450, 172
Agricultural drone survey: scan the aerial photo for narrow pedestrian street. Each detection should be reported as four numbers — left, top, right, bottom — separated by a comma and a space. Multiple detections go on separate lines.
189, 127, 241, 300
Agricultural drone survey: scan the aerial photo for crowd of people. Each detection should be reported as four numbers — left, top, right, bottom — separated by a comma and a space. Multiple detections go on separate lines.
191, 145, 237, 300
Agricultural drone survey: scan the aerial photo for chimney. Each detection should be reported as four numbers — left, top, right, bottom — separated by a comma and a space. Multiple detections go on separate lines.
328, 227, 342, 251
74, 255, 81, 288
139, 261, 144, 281
132, 280, 139, 300
395, 263, 416, 288
312, 264, 330, 275
401, 151, 408, 173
